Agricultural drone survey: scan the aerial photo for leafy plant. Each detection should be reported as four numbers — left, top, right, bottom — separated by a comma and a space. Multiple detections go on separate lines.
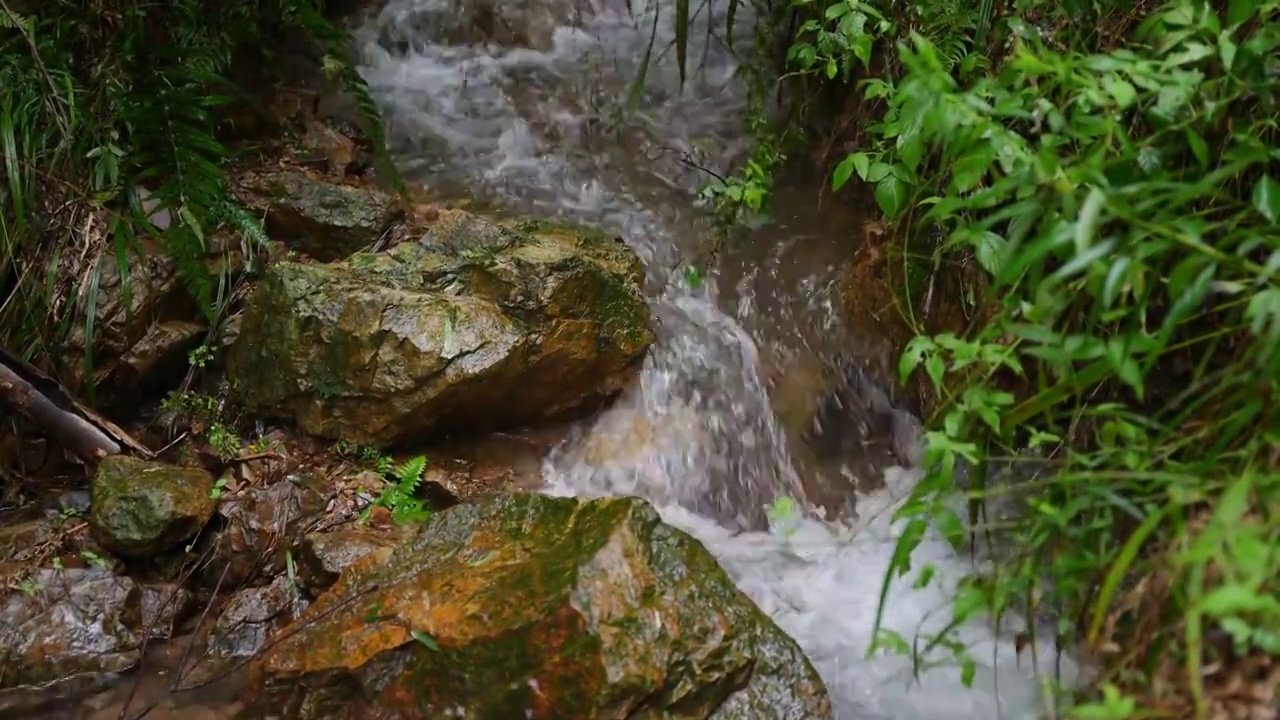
676, 0, 1278, 714
0, 0, 394, 384
833, 1, 1280, 715
362, 454, 432, 525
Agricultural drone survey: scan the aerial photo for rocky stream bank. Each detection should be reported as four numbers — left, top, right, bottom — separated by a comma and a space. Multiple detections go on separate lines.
0, 74, 864, 719
0, 1, 975, 717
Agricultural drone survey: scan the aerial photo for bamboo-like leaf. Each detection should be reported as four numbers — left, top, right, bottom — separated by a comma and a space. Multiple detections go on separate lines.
627, 2, 661, 110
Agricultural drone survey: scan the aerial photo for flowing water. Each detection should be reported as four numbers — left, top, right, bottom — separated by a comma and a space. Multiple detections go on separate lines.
356, 1, 1080, 717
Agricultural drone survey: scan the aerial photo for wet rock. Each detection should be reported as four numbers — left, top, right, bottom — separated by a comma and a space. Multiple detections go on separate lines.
0, 568, 142, 688
198, 476, 330, 588
240, 171, 402, 261
242, 494, 832, 719
294, 528, 402, 597
459, 0, 590, 49
139, 583, 196, 640
227, 210, 654, 448
90, 456, 217, 557
805, 356, 924, 475
56, 489, 93, 517
63, 247, 187, 390
104, 319, 207, 395
0, 518, 61, 564
210, 576, 309, 659
299, 120, 363, 178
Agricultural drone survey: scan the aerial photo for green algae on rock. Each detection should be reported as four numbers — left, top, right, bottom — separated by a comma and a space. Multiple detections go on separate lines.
241, 171, 403, 261
89, 456, 217, 557
226, 209, 654, 448
241, 494, 833, 720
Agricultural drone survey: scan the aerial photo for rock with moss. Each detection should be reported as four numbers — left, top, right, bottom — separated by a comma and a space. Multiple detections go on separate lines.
240, 494, 832, 720
241, 171, 403, 261
226, 209, 654, 447
89, 456, 217, 557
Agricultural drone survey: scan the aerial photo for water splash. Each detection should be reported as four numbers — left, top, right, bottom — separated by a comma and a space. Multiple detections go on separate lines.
355, 1, 1077, 716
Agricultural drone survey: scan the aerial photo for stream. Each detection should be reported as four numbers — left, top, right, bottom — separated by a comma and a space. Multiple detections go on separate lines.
356, 0, 1079, 718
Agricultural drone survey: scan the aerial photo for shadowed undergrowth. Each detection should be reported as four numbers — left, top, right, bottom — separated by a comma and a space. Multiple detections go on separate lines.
0, 0, 391, 388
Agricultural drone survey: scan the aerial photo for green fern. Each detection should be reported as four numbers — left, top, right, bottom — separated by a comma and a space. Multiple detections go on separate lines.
0, 0, 399, 385
361, 454, 432, 525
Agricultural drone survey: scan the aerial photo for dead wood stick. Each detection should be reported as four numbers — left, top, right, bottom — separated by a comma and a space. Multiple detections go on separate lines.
0, 357, 121, 460
0, 345, 153, 458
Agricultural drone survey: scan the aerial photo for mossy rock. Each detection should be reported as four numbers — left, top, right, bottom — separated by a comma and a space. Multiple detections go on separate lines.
241, 494, 832, 720
89, 456, 216, 557
226, 209, 654, 447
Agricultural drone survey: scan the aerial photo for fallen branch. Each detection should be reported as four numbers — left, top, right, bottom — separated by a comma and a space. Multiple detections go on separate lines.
0, 346, 153, 462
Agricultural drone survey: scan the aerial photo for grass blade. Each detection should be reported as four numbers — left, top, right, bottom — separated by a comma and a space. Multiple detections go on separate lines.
627, 2, 661, 110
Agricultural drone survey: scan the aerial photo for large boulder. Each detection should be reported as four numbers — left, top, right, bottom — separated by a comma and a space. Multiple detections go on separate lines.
241, 494, 832, 719
226, 210, 654, 447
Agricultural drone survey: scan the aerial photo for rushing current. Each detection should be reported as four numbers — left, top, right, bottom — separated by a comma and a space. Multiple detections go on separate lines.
354, 1, 1079, 717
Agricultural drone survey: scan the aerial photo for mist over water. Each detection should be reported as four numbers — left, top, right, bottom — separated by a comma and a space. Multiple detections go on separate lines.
355, 1, 1077, 716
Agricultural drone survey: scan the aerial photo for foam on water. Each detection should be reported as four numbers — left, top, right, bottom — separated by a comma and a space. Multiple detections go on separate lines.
355, 2, 1077, 716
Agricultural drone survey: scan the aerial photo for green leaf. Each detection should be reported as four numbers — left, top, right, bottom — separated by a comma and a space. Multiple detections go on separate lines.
1218, 30, 1238, 70
411, 629, 440, 650
832, 154, 857, 191
969, 230, 1007, 274
1185, 127, 1209, 167
1103, 256, 1132, 308
960, 658, 976, 688
1199, 585, 1280, 617
950, 147, 994, 192
866, 162, 892, 183
1075, 186, 1107, 252
1164, 42, 1214, 67
875, 176, 908, 217
1252, 175, 1279, 222
1102, 76, 1137, 108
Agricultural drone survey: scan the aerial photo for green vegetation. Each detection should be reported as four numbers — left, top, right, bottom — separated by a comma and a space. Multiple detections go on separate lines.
0, 0, 389, 382
694, 0, 1279, 715
362, 454, 434, 525
4, 0, 1274, 715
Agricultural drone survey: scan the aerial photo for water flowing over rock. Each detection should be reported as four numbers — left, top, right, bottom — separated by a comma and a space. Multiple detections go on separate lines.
372, 0, 594, 52
338, 2, 1077, 717
89, 456, 217, 557
227, 209, 654, 447
242, 494, 832, 720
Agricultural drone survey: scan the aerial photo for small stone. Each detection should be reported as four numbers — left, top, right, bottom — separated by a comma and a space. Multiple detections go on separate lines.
209, 576, 309, 659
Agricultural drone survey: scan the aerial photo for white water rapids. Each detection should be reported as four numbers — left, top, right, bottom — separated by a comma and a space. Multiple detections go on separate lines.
353, 1, 1079, 717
